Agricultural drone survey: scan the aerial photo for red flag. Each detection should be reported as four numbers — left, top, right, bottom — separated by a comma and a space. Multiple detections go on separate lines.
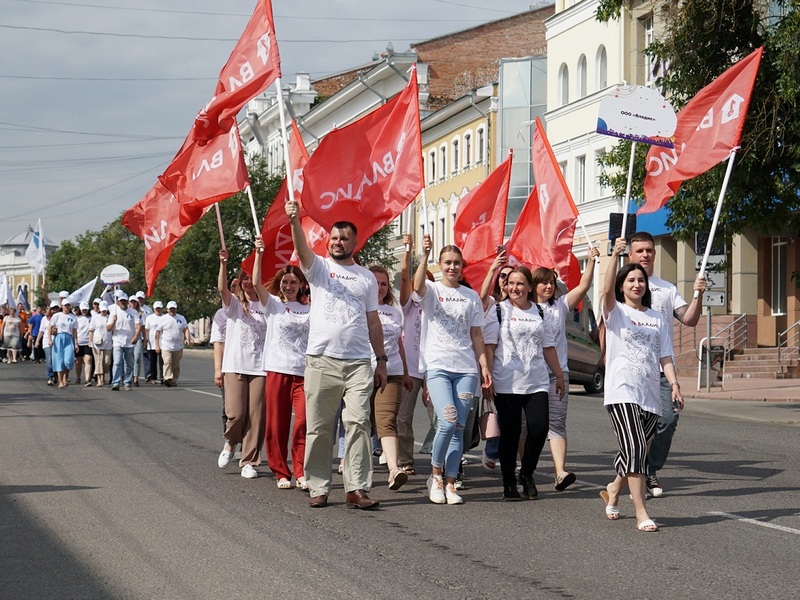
506, 185, 547, 268
526, 116, 579, 287
300, 67, 423, 250
159, 123, 251, 226
122, 182, 195, 294
640, 47, 763, 214
453, 151, 512, 287
241, 120, 328, 281
193, 0, 281, 144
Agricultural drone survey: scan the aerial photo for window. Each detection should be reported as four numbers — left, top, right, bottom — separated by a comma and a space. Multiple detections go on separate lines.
428, 221, 436, 262
451, 139, 459, 175
772, 237, 787, 315
558, 160, 567, 178
440, 145, 447, 181
463, 133, 472, 168
428, 150, 436, 184
439, 217, 446, 254
577, 55, 587, 98
641, 16, 655, 85
558, 63, 569, 106
596, 46, 608, 89
594, 149, 609, 197
575, 155, 586, 203
476, 128, 485, 164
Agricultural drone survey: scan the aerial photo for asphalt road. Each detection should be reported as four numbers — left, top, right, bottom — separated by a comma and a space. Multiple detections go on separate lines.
1, 351, 798, 600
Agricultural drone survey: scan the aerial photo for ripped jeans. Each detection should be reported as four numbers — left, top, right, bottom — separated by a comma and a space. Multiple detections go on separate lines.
426, 369, 478, 478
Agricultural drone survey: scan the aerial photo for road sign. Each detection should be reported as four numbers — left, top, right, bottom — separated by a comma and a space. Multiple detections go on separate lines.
696, 254, 726, 272
703, 291, 726, 307
704, 271, 727, 290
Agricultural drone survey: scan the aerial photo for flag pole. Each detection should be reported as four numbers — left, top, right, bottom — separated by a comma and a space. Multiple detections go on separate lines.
214, 204, 227, 250
245, 186, 260, 234
694, 148, 738, 299
274, 78, 296, 204
576, 216, 600, 264
620, 141, 637, 245
421, 188, 430, 237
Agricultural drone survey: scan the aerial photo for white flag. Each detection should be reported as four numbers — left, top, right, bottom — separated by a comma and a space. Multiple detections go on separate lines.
0, 273, 13, 307
25, 221, 46, 274
67, 277, 98, 308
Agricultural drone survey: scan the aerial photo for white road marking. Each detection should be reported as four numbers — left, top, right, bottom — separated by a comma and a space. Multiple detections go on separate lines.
185, 388, 222, 398
709, 511, 800, 535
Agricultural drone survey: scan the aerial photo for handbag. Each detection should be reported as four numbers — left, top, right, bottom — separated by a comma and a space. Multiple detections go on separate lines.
92, 330, 104, 346
479, 398, 501, 440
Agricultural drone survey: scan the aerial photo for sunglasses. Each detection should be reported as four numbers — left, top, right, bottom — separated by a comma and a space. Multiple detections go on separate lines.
498, 272, 512, 280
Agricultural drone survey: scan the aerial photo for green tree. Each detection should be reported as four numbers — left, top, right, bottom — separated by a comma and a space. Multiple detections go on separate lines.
597, 0, 800, 242
46, 154, 397, 320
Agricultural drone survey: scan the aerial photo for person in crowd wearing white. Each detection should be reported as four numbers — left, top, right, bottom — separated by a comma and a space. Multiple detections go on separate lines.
216, 246, 267, 480
88, 301, 112, 386
50, 299, 79, 388
144, 301, 165, 384
530, 245, 601, 491
368, 264, 414, 491
136, 291, 153, 319
2, 306, 22, 364
413, 234, 491, 505
155, 301, 191, 387
252, 238, 312, 490
128, 295, 145, 387
484, 267, 565, 500
210, 294, 230, 433
285, 199, 387, 510
627, 231, 706, 497
106, 291, 141, 391
600, 237, 683, 532
36, 302, 58, 385
396, 233, 425, 475
74, 302, 94, 387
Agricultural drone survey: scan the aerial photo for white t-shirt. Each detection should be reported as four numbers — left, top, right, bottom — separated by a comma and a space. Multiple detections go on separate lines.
303, 255, 379, 360
141, 304, 153, 319
262, 295, 310, 377
648, 274, 687, 357
50, 312, 77, 335
107, 305, 140, 348
401, 297, 423, 379
89, 313, 112, 350
416, 280, 484, 374
375, 304, 404, 377
209, 308, 227, 344
538, 296, 570, 373
221, 296, 267, 376
76, 315, 91, 345
485, 300, 555, 395
145, 313, 163, 348
40, 315, 52, 348
602, 301, 672, 415
156, 313, 188, 352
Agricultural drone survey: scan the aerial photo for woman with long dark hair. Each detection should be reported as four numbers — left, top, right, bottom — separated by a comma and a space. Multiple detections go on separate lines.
600, 238, 682, 532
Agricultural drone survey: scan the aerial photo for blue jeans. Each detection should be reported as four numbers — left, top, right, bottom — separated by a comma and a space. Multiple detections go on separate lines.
132, 339, 143, 379
44, 346, 53, 380
426, 369, 478, 478
484, 437, 500, 460
112, 345, 134, 387
647, 375, 679, 475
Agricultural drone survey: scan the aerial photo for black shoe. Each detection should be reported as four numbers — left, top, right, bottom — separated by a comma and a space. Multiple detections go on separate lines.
519, 474, 538, 500
111, 385, 120, 391
163, 379, 172, 387
144, 374, 152, 382
503, 485, 522, 501
133, 380, 140, 387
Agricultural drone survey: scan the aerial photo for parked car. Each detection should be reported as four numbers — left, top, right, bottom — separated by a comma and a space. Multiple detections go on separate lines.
564, 292, 604, 394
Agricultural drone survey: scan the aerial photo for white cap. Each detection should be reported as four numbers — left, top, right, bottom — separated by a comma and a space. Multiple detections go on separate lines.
129, 296, 139, 303
99, 301, 109, 311
59, 290, 69, 298
116, 291, 128, 301
153, 301, 164, 309
166, 301, 178, 309
61, 298, 71, 306
93, 298, 102, 304
136, 291, 146, 299
49, 301, 60, 308
79, 302, 90, 311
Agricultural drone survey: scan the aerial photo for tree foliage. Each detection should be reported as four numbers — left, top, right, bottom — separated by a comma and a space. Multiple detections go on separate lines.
46, 154, 398, 320
597, 0, 800, 242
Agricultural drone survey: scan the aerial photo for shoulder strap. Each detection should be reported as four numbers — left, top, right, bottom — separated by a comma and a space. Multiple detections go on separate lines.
535, 302, 544, 319
495, 301, 502, 324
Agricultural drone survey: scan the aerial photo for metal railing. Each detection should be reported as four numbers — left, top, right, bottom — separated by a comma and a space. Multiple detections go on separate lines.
777, 318, 800, 366
716, 313, 749, 360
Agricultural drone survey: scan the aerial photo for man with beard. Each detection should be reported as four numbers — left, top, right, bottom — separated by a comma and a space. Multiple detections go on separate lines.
285, 199, 387, 510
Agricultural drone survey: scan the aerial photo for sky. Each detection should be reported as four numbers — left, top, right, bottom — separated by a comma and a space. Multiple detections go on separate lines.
0, 0, 552, 246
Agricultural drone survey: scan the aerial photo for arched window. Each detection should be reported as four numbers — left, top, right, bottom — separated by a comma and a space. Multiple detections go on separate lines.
463, 132, 472, 169
428, 150, 436, 184
577, 54, 587, 98
596, 45, 608, 89
558, 63, 569, 106
451, 138, 459, 174
476, 127, 486, 164
439, 145, 447, 180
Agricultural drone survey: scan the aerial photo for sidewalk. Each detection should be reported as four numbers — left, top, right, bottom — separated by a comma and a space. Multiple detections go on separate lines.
678, 374, 800, 402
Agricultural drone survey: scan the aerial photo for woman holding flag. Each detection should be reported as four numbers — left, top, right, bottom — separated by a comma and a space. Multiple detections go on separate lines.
413, 234, 491, 505
532, 244, 600, 491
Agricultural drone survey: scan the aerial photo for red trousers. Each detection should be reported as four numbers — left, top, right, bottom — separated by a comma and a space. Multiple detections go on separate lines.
264, 371, 306, 481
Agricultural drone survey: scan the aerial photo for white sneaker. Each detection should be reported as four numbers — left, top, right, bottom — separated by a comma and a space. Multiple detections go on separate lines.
378, 452, 387, 465
241, 465, 258, 479
427, 474, 445, 504
445, 483, 464, 505
217, 446, 233, 468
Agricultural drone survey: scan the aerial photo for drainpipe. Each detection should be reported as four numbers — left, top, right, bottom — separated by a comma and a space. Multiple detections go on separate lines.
357, 70, 388, 105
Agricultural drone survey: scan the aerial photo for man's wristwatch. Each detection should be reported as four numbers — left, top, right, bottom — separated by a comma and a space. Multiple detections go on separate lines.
376, 355, 388, 362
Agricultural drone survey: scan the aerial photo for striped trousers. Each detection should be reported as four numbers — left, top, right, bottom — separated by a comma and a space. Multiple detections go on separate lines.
606, 403, 659, 478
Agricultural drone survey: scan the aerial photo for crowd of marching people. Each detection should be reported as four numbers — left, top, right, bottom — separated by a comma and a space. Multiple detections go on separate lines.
1, 289, 192, 391
209, 199, 708, 532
